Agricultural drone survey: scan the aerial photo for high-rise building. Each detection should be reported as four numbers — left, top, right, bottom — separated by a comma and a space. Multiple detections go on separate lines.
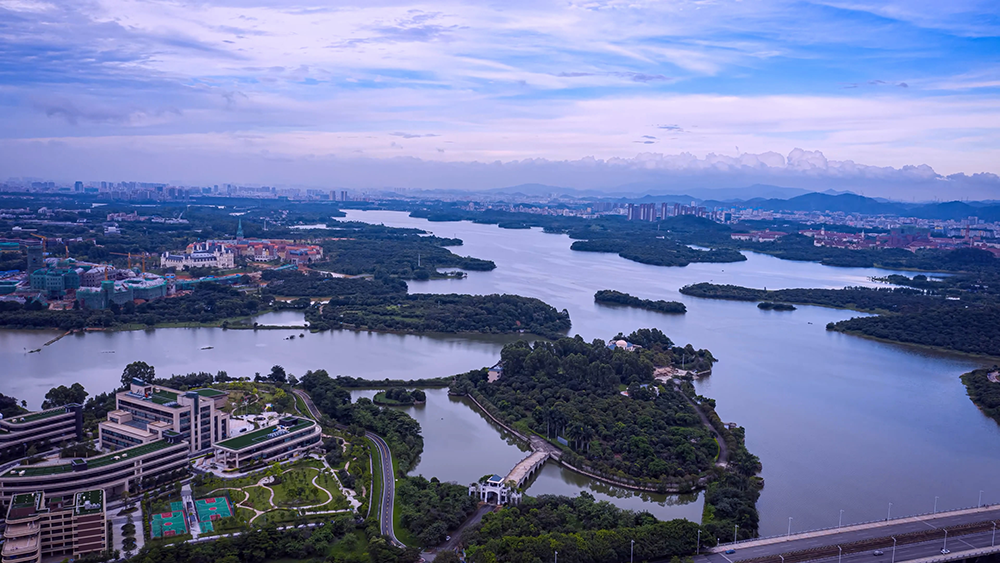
99, 380, 231, 454
73, 181, 83, 192
26, 245, 43, 273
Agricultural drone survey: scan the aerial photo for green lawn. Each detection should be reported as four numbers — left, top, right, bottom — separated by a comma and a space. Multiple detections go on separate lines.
243, 486, 272, 511
367, 439, 382, 523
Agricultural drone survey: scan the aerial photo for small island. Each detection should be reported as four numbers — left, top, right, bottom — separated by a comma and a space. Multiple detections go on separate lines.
960, 368, 1000, 426
757, 302, 796, 311
594, 289, 687, 314
373, 388, 427, 406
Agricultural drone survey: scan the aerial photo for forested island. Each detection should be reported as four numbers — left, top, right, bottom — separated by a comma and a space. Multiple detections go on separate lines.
594, 289, 687, 314
314, 220, 494, 279
757, 302, 796, 311
286, 271, 570, 338
682, 282, 1000, 357
373, 388, 426, 406
451, 329, 761, 539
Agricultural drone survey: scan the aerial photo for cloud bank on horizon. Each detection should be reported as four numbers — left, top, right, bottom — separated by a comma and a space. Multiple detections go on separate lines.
1, 0, 999, 199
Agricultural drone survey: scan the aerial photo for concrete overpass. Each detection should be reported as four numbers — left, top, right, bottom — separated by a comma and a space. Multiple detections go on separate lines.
698, 505, 1000, 563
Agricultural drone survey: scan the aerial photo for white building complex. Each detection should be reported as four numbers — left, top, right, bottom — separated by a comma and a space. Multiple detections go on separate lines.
161, 242, 235, 271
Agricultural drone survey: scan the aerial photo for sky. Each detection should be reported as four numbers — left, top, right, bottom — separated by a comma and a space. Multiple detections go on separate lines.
1, 0, 999, 199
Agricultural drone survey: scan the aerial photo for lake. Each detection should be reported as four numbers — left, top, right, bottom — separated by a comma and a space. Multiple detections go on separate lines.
2, 209, 996, 536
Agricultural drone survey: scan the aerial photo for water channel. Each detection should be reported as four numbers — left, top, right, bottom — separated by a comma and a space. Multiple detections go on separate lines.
2, 209, 997, 536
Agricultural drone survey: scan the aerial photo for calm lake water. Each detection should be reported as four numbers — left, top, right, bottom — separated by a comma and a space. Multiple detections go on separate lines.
351, 388, 705, 522
2, 209, 996, 536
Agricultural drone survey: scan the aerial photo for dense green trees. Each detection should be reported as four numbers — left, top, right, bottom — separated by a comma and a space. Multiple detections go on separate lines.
680, 283, 935, 313
594, 290, 686, 314
961, 368, 1000, 425
463, 492, 700, 563
396, 476, 477, 546
829, 305, 1000, 356
451, 333, 720, 485
373, 389, 426, 405
302, 278, 571, 338
0, 283, 269, 330
0, 393, 27, 418
299, 369, 425, 473
572, 238, 746, 267
314, 222, 495, 279
41, 383, 87, 408
122, 361, 156, 387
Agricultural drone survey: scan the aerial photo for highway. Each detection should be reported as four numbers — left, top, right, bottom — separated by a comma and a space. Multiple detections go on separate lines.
292, 389, 404, 547
698, 506, 1000, 563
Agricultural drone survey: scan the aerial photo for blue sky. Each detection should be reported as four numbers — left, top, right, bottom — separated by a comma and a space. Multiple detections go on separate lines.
0, 0, 998, 196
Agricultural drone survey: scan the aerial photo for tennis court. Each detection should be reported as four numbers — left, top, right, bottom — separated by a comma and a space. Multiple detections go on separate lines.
195, 496, 233, 532
150, 503, 187, 538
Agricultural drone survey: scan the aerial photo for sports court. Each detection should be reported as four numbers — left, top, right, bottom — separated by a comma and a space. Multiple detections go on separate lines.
150, 502, 187, 538
194, 496, 233, 533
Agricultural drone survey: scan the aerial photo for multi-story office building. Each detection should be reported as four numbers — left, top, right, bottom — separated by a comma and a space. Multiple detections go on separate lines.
213, 416, 321, 470
2, 490, 106, 563
0, 439, 189, 505
99, 380, 230, 454
0, 404, 83, 461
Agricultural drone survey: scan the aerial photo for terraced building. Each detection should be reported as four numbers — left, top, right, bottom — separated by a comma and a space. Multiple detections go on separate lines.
1, 490, 107, 563
213, 416, 321, 470
0, 404, 83, 461
0, 439, 188, 506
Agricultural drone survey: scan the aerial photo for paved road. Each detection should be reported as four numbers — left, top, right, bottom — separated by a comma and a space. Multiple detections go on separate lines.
698, 507, 1000, 563
293, 388, 404, 547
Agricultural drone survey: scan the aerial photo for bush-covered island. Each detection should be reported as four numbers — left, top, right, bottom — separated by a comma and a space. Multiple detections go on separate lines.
594, 289, 687, 314
287, 271, 571, 338
451, 329, 762, 539
373, 388, 426, 406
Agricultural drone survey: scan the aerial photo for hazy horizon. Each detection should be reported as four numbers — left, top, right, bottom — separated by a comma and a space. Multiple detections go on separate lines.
1, 0, 998, 200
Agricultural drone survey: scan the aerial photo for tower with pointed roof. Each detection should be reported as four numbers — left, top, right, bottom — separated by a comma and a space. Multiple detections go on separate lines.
236, 219, 244, 240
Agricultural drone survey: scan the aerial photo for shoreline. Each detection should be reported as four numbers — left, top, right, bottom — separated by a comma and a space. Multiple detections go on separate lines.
829, 329, 1000, 363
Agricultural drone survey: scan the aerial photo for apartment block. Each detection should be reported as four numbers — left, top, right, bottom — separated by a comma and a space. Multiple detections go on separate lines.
99, 380, 230, 454
2, 490, 106, 563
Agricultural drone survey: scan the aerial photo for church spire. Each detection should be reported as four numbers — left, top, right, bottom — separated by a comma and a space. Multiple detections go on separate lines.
237, 219, 244, 239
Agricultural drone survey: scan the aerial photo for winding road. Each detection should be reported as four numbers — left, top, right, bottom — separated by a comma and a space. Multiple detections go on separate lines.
293, 389, 404, 547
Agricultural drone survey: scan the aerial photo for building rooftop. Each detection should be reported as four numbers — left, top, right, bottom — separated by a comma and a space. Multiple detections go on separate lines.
2, 407, 69, 425
2, 440, 179, 478
11, 492, 42, 509
74, 490, 104, 515
214, 418, 314, 452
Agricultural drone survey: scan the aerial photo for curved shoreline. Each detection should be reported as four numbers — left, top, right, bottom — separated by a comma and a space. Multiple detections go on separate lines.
456, 391, 708, 494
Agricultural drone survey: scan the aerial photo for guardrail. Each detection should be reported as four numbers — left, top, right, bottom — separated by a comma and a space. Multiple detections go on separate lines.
717, 504, 992, 547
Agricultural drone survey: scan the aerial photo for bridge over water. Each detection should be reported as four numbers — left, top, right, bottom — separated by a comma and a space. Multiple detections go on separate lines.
699, 505, 1000, 563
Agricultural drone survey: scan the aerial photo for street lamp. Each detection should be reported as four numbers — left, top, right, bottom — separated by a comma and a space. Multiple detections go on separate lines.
839, 509, 844, 529
555, 551, 558, 563
788, 517, 793, 537
943, 530, 948, 552
838, 545, 842, 563
631, 539, 635, 563
891, 537, 896, 563
934, 496, 939, 514
887, 502, 892, 521
980, 490, 985, 508
780, 556, 784, 563
697, 529, 701, 555
734, 525, 739, 544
